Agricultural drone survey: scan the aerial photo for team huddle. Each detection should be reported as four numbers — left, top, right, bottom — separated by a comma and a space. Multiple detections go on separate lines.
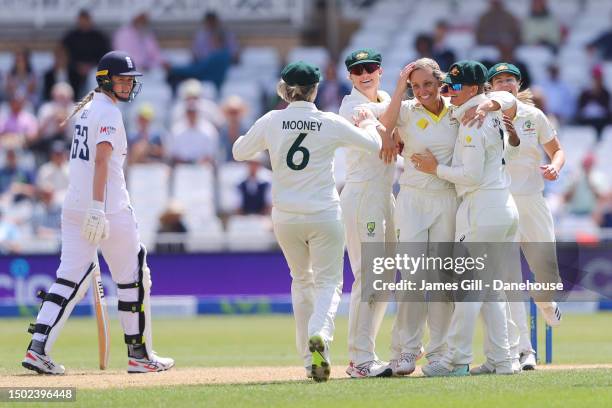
234, 48, 565, 382
21, 47, 564, 382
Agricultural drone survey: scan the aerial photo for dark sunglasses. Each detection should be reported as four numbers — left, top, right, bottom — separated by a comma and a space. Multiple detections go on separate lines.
441, 83, 463, 93
349, 62, 380, 76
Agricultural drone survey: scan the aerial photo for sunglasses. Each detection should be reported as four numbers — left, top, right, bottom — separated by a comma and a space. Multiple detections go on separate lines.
441, 83, 463, 94
349, 62, 380, 76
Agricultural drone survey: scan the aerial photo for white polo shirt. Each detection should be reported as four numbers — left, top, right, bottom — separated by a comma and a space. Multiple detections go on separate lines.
392, 97, 458, 191
436, 93, 516, 198
506, 101, 557, 195
338, 88, 394, 186
64, 92, 130, 214
232, 101, 382, 223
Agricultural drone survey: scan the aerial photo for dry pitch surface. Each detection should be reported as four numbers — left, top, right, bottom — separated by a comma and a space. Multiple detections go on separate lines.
3, 364, 612, 389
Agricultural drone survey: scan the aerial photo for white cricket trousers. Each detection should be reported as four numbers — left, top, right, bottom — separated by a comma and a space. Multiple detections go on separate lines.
273, 219, 345, 368
441, 189, 518, 370
340, 181, 395, 365
390, 186, 456, 360
34, 207, 143, 347
508, 192, 558, 354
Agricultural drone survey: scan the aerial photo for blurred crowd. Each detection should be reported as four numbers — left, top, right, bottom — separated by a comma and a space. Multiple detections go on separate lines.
1, 0, 612, 253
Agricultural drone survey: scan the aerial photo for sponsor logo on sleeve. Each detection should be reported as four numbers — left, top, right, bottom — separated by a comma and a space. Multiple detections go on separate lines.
100, 126, 117, 137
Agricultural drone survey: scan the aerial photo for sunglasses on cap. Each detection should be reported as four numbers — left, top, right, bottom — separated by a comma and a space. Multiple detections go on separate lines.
441, 83, 463, 93
349, 62, 380, 76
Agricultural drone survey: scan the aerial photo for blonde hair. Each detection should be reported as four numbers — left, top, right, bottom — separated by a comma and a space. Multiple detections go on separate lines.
409, 58, 444, 82
276, 80, 318, 103
60, 89, 97, 127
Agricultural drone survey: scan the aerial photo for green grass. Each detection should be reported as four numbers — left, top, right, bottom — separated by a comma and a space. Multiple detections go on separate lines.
1, 313, 611, 407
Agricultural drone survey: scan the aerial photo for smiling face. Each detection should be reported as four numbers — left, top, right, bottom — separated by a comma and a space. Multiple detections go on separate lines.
491, 72, 519, 96
111, 75, 135, 101
349, 64, 382, 97
409, 67, 441, 109
448, 83, 478, 106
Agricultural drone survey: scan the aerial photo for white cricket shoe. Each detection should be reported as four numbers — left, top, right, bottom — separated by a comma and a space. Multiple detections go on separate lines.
536, 301, 562, 327
389, 349, 423, 376
470, 362, 516, 375
520, 351, 537, 370
422, 360, 469, 377
128, 353, 175, 373
22, 350, 65, 375
309, 334, 330, 382
346, 360, 393, 378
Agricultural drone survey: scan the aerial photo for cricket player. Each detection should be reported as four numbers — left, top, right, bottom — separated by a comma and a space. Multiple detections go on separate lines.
411, 60, 520, 376
232, 61, 383, 382
378, 58, 519, 375
22, 51, 174, 375
338, 48, 394, 379
488, 62, 565, 370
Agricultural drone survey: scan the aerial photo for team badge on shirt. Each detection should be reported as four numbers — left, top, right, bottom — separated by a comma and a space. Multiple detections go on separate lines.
366, 222, 376, 237
417, 118, 429, 130
465, 135, 472, 143
522, 120, 536, 133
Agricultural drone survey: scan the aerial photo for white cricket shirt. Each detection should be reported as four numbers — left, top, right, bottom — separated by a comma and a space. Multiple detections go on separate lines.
232, 101, 382, 222
64, 92, 130, 213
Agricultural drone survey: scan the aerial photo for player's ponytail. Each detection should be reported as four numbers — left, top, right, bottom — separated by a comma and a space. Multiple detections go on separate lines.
517, 88, 535, 106
276, 80, 319, 103
60, 89, 97, 127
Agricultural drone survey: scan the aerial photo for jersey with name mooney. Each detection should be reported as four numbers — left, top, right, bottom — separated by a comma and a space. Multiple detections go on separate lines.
64, 92, 131, 214
232, 101, 382, 217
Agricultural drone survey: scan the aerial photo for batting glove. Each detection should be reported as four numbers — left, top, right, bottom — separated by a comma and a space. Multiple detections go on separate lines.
81, 201, 108, 245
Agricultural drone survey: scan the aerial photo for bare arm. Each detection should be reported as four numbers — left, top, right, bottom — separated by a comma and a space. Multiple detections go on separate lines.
93, 142, 113, 203
541, 137, 565, 181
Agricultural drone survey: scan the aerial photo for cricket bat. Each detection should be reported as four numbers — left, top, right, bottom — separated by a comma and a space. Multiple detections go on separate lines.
92, 262, 110, 370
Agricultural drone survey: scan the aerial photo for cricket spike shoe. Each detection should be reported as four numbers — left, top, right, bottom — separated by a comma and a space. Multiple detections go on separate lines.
520, 351, 537, 370
422, 360, 469, 377
128, 353, 175, 373
346, 360, 393, 378
389, 348, 424, 376
309, 334, 330, 382
22, 349, 65, 375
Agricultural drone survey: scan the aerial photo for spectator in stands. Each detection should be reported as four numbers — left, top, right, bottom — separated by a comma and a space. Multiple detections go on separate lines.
314, 63, 351, 113
0, 208, 21, 254
113, 11, 164, 72
482, 43, 532, 89
36, 141, 69, 201
522, 0, 562, 52
0, 148, 36, 203
563, 153, 608, 216
593, 192, 612, 231
219, 95, 248, 162
171, 79, 224, 129
167, 30, 232, 92
42, 45, 81, 102
127, 103, 165, 164
191, 11, 239, 63
575, 65, 611, 141
413, 31, 456, 73
33, 83, 74, 163
155, 200, 188, 253
587, 12, 612, 61
4, 47, 38, 108
168, 100, 220, 164
0, 91, 38, 149
237, 157, 271, 216
536, 64, 575, 124
476, 0, 521, 49
30, 185, 62, 239
431, 20, 456, 71
61, 9, 110, 97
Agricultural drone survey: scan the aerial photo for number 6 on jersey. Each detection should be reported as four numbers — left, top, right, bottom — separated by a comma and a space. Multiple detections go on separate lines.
287, 132, 309, 170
